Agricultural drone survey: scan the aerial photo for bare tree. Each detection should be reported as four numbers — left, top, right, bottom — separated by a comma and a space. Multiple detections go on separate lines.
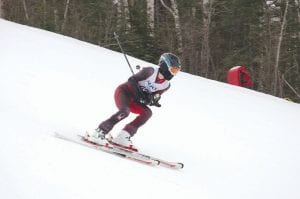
116, 0, 131, 32
295, 0, 300, 39
273, 0, 289, 95
61, 0, 70, 33
201, 0, 214, 77
0, 0, 4, 18
52, 0, 59, 32
147, 0, 155, 36
41, 0, 47, 27
123, 0, 131, 30
21, 0, 30, 21
282, 74, 300, 98
160, 0, 183, 54
258, 0, 274, 92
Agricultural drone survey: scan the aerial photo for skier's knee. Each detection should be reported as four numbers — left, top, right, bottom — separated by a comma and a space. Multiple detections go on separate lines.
138, 108, 152, 124
117, 108, 130, 120
143, 108, 152, 119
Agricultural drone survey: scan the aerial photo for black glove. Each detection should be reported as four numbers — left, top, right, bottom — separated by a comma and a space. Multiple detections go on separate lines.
148, 93, 161, 107
139, 93, 149, 105
128, 77, 161, 107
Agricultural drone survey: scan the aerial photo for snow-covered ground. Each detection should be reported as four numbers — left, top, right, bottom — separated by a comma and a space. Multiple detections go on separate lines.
1, 19, 300, 199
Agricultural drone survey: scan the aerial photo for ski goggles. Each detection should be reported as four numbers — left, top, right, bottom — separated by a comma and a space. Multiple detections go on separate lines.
169, 66, 181, 75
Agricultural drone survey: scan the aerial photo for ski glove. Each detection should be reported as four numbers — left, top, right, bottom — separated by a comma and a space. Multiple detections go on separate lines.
148, 93, 161, 107
128, 77, 161, 107
137, 92, 161, 107
140, 93, 161, 107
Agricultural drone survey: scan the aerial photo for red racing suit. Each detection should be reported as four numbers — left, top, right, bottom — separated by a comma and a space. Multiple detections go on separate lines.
98, 66, 170, 136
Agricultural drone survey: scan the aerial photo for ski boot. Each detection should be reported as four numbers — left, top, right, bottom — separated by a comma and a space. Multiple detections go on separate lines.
108, 130, 138, 152
86, 128, 109, 146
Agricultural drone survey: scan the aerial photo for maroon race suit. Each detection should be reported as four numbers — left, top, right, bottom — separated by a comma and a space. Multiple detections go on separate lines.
98, 66, 170, 136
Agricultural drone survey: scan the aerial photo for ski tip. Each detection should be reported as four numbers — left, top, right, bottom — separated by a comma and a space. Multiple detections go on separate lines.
154, 159, 160, 165
178, 162, 184, 169
167, 162, 184, 169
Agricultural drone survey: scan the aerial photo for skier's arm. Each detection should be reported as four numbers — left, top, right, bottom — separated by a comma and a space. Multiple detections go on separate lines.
128, 67, 154, 83
128, 67, 154, 103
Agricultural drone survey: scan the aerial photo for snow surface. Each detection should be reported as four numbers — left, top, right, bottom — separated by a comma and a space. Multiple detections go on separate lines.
1, 19, 300, 199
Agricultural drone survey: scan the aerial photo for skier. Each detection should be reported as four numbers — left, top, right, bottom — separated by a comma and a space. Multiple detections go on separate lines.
87, 53, 181, 151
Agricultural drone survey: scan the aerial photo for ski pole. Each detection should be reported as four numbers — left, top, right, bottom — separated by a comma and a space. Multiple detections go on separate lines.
114, 32, 135, 75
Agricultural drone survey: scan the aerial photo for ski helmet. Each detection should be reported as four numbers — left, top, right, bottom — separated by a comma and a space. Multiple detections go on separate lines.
158, 53, 181, 80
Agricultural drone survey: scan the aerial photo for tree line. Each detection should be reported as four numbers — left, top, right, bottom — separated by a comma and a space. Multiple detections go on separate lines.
1, 0, 299, 102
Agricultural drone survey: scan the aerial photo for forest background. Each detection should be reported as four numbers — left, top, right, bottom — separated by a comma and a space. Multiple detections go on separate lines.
1, 0, 299, 102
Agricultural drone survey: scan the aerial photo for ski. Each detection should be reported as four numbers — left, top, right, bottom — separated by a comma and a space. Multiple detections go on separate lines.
54, 132, 158, 166
54, 132, 184, 169
110, 143, 184, 169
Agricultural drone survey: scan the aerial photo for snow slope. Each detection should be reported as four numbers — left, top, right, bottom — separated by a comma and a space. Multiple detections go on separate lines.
1, 19, 300, 199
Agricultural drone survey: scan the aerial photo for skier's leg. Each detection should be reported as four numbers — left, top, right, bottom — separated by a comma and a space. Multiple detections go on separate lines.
109, 103, 151, 151
123, 103, 152, 136
98, 86, 130, 134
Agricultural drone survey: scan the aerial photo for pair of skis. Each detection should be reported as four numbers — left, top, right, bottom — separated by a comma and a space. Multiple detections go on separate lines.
54, 132, 184, 169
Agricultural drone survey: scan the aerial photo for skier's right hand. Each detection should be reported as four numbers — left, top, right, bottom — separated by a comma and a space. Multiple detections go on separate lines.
148, 93, 161, 107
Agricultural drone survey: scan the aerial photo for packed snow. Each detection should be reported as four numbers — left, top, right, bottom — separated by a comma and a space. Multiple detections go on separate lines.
1, 19, 300, 199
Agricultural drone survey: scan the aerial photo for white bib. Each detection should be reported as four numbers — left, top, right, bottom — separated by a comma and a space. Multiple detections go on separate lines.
138, 68, 170, 93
